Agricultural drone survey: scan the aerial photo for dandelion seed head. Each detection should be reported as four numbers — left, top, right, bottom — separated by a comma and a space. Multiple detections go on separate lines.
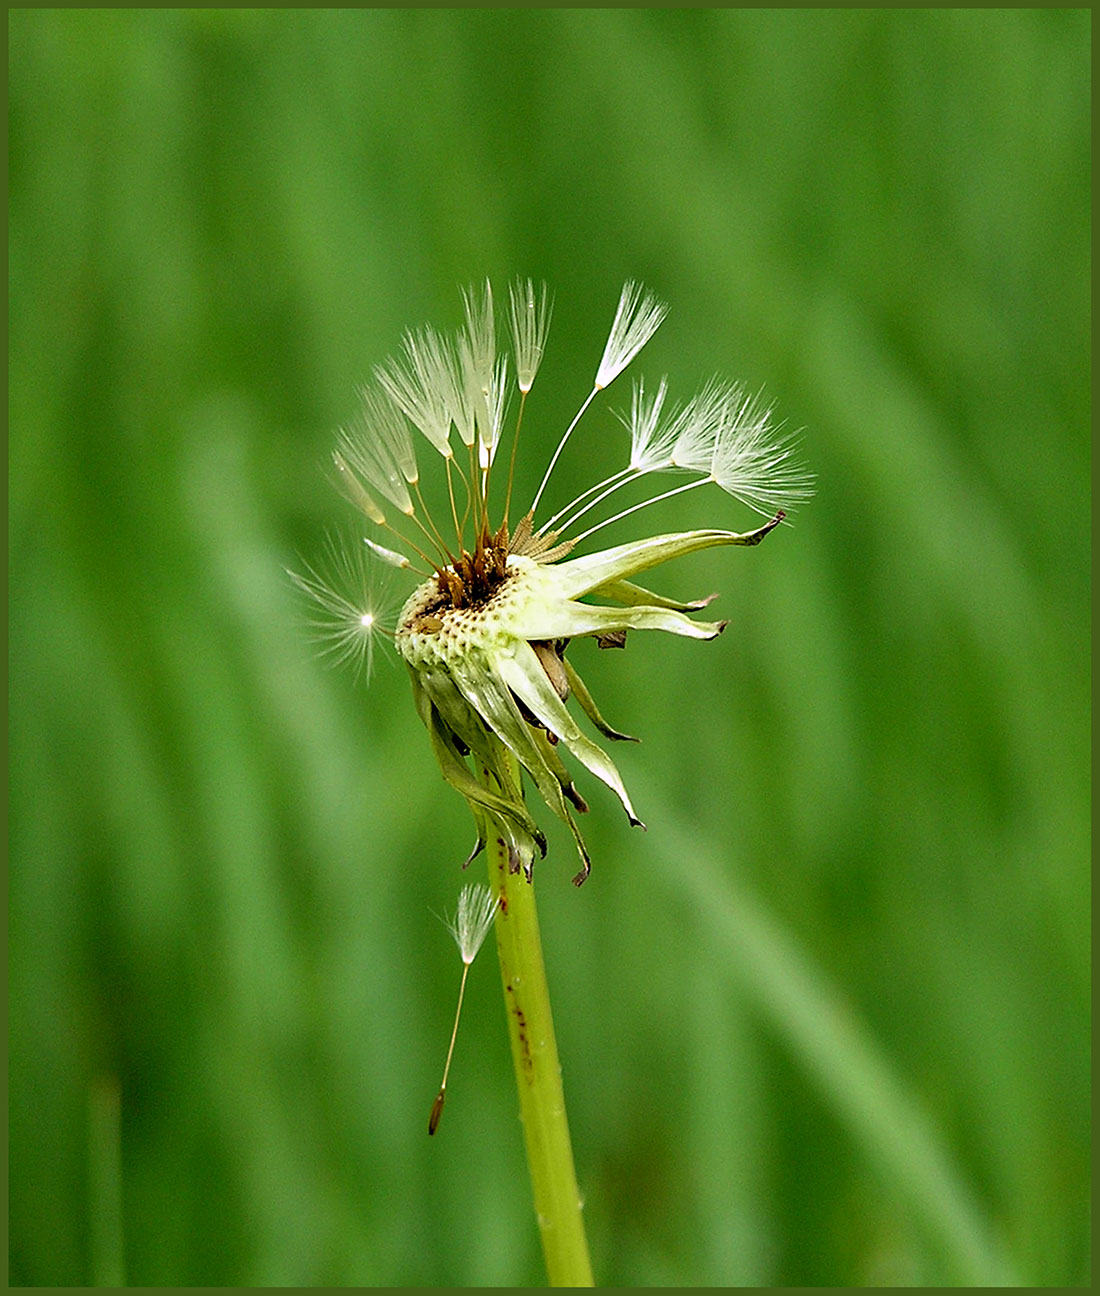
302, 278, 809, 883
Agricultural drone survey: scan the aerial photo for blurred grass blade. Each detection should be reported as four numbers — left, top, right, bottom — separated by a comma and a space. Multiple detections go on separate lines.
88, 1076, 126, 1287
645, 805, 1019, 1286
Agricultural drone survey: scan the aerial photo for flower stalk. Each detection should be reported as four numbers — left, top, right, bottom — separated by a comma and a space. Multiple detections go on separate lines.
292, 278, 809, 1286
484, 745, 594, 1288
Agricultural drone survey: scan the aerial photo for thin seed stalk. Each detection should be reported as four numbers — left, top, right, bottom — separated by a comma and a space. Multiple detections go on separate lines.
483, 752, 594, 1287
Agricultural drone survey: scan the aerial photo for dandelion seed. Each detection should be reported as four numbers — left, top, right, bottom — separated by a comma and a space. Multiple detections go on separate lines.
446, 882, 499, 964
626, 375, 674, 472
531, 282, 668, 513
332, 448, 386, 525
363, 536, 412, 570
478, 354, 510, 471
375, 328, 456, 459
594, 280, 668, 391
429, 882, 500, 1134
336, 384, 417, 515
462, 280, 496, 390
288, 532, 396, 681
671, 380, 814, 518
509, 279, 552, 393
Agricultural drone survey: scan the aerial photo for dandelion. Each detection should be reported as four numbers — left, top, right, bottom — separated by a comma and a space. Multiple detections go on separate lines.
299, 280, 811, 880
304, 278, 808, 884
294, 279, 809, 1283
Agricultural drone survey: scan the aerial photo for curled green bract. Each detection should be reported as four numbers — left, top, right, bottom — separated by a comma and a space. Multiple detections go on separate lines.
397, 515, 781, 884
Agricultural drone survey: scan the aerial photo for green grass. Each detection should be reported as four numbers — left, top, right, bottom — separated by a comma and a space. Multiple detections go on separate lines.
9, 8, 1089, 1286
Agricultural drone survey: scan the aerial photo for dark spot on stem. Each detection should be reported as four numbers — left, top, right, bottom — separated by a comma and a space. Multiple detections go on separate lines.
513, 1005, 534, 1077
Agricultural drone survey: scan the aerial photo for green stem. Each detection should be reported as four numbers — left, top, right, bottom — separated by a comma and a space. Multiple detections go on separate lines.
484, 757, 594, 1287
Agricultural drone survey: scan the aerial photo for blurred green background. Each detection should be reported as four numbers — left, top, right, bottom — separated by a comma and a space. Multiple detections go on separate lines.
9, 8, 1089, 1287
